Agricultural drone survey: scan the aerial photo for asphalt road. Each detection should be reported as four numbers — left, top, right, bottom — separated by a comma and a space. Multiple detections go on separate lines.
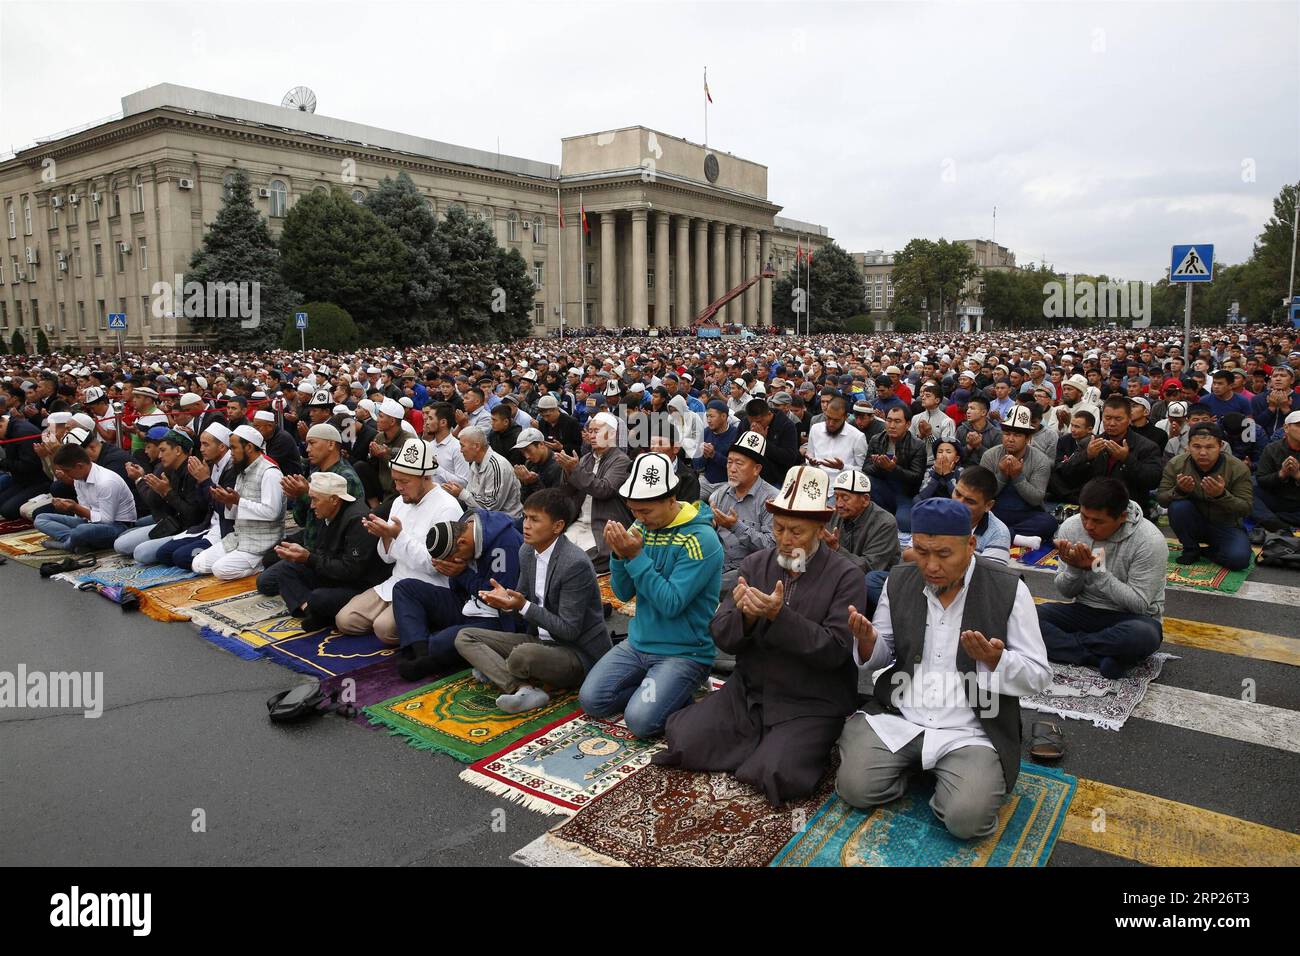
1, 548, 1297, 866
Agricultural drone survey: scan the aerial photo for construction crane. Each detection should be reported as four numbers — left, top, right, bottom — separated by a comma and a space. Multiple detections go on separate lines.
691, 270, 777, 329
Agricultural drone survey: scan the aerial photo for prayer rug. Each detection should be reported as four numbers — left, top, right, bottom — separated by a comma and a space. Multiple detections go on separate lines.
1165, 543, 1253, 593
511, 764, 834, 867
0, 529, 113, 568
0, 518, 33, 534
187, 591, 289, 637
320, 658, 426, 727
1012, 544, 1059, 568
596, 573, 636, 617
460, 713, 665, 815
363, 670, 579, 763
71, 561, 199, 592
771, 763, 1076, 867
50, 554, 133, 585
130, 574, 258, 622
1021, 652, 1177, 731
262, 625, 396, 677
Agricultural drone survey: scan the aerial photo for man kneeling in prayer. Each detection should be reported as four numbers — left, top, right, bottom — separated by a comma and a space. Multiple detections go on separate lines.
835, 497, 1051, 839
654, 465, 866, 806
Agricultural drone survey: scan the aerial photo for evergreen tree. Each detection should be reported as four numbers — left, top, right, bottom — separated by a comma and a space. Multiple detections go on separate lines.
186, 169, 300, 350
278, 186, 409, 344
35, 329, 50, 354
772, 241, 865, 333
492, 245, 536, 341
10, 330, 26, 355
432, 205, 503, 342
363, 173, 442, 344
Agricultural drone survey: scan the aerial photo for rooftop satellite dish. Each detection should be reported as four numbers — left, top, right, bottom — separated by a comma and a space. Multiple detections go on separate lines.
281, 86, 317, 113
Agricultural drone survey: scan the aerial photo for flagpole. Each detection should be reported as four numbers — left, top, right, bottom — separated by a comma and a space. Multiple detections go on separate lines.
579, 191, 586, 330
808, 236, 814, 336
704, 66, 709, 147
557, 186, 565, 341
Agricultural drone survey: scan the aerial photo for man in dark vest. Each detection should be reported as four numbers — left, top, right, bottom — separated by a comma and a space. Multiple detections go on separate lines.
835, 497, 1051, 839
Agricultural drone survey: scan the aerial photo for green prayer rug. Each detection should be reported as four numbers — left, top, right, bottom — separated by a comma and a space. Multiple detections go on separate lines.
364, 669, 580, 763
771, 763, 1076, 867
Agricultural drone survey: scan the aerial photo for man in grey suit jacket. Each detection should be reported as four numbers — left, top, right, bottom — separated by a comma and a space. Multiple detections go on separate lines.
456, 488, 612, 713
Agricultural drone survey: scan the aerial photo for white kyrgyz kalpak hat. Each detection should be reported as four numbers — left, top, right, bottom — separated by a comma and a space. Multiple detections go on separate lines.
833, 470, 872, 495
766, 465, 834, 521
618, 452, 680, 501
1000, 405, 1037, 433
233, 424, 264, 448
389, 437, 436, 476
730, 430, 767, 464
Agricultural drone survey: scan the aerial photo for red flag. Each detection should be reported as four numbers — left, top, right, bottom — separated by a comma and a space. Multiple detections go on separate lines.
796, 241, 803, 263
557, 196, 565, 230
807, 250, 814, 266
580, 201, 590, 235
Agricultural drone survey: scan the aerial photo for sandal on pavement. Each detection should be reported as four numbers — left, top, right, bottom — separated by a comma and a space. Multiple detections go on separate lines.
1029, 720, 1066, 761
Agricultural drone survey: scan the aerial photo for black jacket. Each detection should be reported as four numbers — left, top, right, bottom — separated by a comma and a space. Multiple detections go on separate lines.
305, 498, 387, 589
0, 417, 44, 485
265, 427, 304, 477
138, 463, 209, 535
864, 429, 927, 495
489, 423, 523, 466
1057, 427, 1163, 502
540, 411, 583, 456
738, 412, 801, 488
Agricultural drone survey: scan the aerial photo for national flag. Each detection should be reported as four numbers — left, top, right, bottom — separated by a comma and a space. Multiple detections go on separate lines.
580, 201, 590, 235
796, 241, 804, 263
807, 250, 814, 266
704, 68, 712, 104
557, 196, 565, 230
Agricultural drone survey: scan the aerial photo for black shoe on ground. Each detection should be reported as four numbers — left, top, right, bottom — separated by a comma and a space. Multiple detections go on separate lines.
397, 654, 442, 681
1175, 550, 1203, 565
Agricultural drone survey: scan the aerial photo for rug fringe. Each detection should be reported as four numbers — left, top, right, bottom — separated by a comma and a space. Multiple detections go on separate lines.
510, 832, 625, 867
196, 626, 266, 661
457, 768, 574, 815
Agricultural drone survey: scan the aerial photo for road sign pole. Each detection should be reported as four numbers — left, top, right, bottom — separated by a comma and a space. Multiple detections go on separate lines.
1183, 282, 1193, 358
300, 328, 305, 353
116, 330, 123, 362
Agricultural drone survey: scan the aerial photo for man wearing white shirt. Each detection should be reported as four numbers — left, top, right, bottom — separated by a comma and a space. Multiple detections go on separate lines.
336, 437, 463, 645
36, 443, 138, 552
423, 403, 471, 487
835, 497, 1052, 839
192, 424, 285, 580
804, 395, 867, 487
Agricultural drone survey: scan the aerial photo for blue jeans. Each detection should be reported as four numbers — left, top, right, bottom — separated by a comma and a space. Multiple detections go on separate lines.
992, 481, 1059, 541
156, 535, 212, 570
1037, 601, 1163, 669
579, 640, 709, 738
865, 569, 889, 617
34, 513, 130, 551
871, 477, 914, 533
1251, 484, 1300, 530
391, 579, 474, 665
1167, 499, 1251, 571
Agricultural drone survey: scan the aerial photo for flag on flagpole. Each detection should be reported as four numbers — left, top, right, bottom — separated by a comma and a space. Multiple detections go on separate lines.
807, 249, 814, 266
796, 240, 803, 263
704, 67, 712, 104
558, 195, 565, 230
580, 200, 590, 235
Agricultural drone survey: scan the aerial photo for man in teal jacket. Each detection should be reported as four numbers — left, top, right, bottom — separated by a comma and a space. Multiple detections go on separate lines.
579, 451, 723, 737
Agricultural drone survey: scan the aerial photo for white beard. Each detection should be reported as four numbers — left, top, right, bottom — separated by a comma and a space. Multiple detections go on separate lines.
776, 540, 819, 574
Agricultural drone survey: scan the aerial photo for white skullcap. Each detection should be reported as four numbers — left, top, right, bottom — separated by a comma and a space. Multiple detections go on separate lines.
233, 424, 264, 448
202, 422, 232, 445
253, 410, 276, 423
379, 397, 405, 420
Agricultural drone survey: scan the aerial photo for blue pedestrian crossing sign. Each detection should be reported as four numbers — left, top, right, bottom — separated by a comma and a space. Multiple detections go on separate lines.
107, 313, 127, 330
295, 312, 308, 329
1170, 244, 1214, 283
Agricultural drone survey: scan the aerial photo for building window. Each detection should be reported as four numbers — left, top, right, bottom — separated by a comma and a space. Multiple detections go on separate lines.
142, 295, 150, 327
0, 302, 6, 328
507, 211, 518, 242
534, 303, 545, 326
77, 301, 85, 330
94, 243, 103, 276
97, 299, 106, 329
58, 302, 66, 331
533, 261, 544, 287
138, 238, 148, 270
14, 301, 21, 326
5, 202, 14, 238
586, 262, 594, 286
118, 297, 127, 324
223, 172, 238, 198
68, 193, 78, 225
116, 242, 126, 273
269, 179, 288, 217
72, 246, 82, 277
533, 217, 545, 244
110, 180, 121, 218
50, 196, 60, 228
90, 188, 101, 220
132, 174, 145, 213
585, 302, 593, 326
647, 269, 655, 289
350, 189, 365, 204
425, 197, 437, 216
23, 199, 33, 234
10, 255, 18, 282
311, 184, 327, 196
30, 300, 38, 327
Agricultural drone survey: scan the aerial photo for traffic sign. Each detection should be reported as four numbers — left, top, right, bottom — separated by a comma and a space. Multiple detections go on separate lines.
107, 313, 127, 330
295, 312, 308, 329
1170, 244, 1214, 283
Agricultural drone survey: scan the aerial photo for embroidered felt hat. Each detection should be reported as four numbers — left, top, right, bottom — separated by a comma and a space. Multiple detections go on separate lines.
730, 430, 767, 464
389, 437, 436, 476
833, 470, 872, 495
766, 465, 834, 521
618, 451, 680, 501
1000, 404, 1037, 434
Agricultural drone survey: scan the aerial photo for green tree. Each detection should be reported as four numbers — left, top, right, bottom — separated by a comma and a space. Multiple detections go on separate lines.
1249, 181, 1298, 323
9, 330, 26, 355
431, 205, 506, 341
772, 241, 865, 333
363, 172, 442, 344
279, 302, 360, 351
492, 245, 536, 340
278, 186, 409, 343
890, 238, 979, 332
186, 169, 300, 350
35, 328, 50, 354
0, 337, 8, 356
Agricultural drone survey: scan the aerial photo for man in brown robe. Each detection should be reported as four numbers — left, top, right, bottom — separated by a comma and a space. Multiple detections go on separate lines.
654, 465, 867, 805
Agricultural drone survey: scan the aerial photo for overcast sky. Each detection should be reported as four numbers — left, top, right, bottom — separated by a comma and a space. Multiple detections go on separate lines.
2, 1, 1296, 282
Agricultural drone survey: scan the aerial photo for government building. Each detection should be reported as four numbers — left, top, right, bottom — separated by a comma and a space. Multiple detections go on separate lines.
0, 84, 831, 350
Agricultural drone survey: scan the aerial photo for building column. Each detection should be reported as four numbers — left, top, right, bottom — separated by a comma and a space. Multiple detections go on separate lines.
653, 210, 670, 329
710, 221, 726, 323
630, 208, 648, 330
759, 231, 772, 328
600, 210, 616, 329
693, 218, 709, 321
743, 228, 759, 327
727, 225, 742, 326
675, 215, 691, 328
